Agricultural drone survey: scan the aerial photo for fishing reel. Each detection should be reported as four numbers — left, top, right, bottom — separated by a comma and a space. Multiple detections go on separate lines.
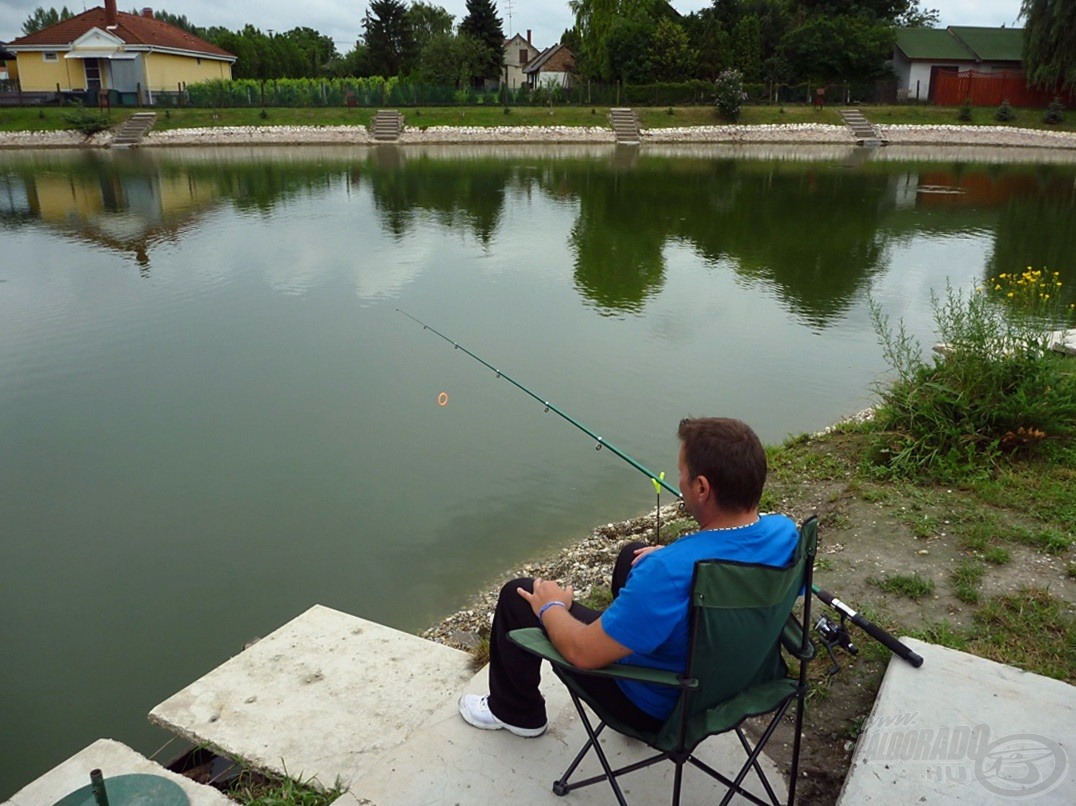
815, 613, 858, 676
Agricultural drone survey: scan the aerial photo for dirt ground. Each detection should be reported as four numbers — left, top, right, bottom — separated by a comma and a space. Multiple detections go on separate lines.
756, 434, 1075, 804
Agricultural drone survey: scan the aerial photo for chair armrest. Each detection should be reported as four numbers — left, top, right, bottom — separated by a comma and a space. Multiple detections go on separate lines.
509, 627, 685, 687
781, 616, 816, 661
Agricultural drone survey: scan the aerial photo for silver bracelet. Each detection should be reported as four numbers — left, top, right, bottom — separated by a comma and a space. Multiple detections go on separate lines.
538, 600, 567, 625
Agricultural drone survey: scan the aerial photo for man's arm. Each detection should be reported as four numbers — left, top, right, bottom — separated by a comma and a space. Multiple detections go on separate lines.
519, 578, 633, 670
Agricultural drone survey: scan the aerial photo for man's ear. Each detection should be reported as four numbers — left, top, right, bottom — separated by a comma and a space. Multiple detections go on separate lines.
695, 473, 712, 502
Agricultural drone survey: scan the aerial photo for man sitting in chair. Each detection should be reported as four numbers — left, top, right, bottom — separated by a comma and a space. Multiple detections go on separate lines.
459, 417, 800, 737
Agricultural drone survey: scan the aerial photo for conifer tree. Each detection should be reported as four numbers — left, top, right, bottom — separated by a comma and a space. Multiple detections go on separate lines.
458, 0, 505, 84
21, 5, 74, 35
364, 0, 418, 77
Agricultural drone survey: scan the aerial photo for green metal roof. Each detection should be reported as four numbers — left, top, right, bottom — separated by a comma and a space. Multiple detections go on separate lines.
895, 26, 1024, 63
895, 28, 975, 60
947, 26, 1024, 62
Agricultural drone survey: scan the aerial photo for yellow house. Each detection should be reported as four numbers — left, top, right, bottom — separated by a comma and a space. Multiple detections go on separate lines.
6, 1, 235, 105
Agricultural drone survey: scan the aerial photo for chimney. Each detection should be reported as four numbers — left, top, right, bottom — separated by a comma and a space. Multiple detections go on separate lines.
105, 0, 117, 26
142, 8, 154, 18
527, 29, 531, 45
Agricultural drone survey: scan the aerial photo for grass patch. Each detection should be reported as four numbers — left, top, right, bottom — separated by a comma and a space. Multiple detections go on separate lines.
767, 437, 850, 483
469, 635, 490, 670
951, 560, 985, 604
968, 588, 1076, 682
867, 572, 935, 600
228, 768, 343, 805
580, 585, 614, 610
656, 518, 697, 545
910, 620, 971, 652
1009, 525, 1074, 555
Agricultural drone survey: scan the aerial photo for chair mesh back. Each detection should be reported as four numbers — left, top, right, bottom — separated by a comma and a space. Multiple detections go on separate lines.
686, 537, 806, 713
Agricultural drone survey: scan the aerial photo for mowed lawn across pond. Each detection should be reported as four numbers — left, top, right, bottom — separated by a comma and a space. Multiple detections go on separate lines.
2, 103, 1076, 133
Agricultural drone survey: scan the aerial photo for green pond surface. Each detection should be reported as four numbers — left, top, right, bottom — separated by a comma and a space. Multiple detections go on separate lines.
1, 143, 1074, 796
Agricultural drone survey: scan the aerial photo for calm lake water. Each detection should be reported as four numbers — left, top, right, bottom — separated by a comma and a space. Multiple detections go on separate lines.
2, 142, 1075, 796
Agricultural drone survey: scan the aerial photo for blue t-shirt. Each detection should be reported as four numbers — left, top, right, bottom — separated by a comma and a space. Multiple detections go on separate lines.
600, 513, 799, 719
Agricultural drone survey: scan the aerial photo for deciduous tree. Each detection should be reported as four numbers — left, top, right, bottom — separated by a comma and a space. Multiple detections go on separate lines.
1020, 0, 1076, 91
649, 19, 695, 82
409, 2, 455, 54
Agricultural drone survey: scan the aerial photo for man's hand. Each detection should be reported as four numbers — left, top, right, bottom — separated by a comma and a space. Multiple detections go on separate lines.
517, 577, 631, 670
631, 545, 663, 566
517, 577, 573, 618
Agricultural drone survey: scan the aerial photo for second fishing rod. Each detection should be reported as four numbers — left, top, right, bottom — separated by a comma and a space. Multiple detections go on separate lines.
399, 308, 924, 669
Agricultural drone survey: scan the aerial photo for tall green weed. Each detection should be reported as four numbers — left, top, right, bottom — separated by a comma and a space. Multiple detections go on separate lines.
867, 273, 1076, 481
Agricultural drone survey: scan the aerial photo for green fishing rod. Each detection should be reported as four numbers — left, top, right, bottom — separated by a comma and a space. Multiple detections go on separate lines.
399, 309, 924, 668
398, 308, 680, 497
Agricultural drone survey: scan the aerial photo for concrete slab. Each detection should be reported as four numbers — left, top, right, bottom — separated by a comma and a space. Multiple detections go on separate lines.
838, 637, 1075, 804
150, 603, 787, 803
149, 604, 474, 792
3, 738, 231, 806
1049, 328, 1076, 356
345, 664, 787, 805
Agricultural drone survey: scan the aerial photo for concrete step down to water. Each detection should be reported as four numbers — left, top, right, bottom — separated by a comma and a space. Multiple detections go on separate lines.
372, 109, 404, 142
609, 107, 641, 144
111, 112, 156, 147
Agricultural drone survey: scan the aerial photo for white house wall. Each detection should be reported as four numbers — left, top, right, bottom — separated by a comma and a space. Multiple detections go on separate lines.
899, 61, 968, 101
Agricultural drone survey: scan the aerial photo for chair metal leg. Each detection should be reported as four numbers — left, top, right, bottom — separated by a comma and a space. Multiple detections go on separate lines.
685, 755, 775, 806
554, 720, 605, 793
787, 683, 809, 804
554, 689, 674, 804
556, 690, 629, 806
723, 698, 795, 806
671, 761, 684, 806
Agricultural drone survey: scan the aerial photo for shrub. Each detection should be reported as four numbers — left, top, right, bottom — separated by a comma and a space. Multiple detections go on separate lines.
63, 105, 111, 136
995, 99, 1016, 122
1045, 97, 1065, 125
958, 98, 973, 122
866, 273, 1076, 481
714, 68, 745, 121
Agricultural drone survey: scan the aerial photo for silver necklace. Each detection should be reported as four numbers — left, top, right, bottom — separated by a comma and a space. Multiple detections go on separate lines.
706, 518, 760, 532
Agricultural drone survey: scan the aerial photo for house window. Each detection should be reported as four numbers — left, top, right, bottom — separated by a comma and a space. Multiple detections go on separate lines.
43, 52, 58, 62
519, 49, 528, 65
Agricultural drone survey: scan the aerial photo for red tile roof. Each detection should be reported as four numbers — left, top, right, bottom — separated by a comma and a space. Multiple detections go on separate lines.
9, 7, 234, 60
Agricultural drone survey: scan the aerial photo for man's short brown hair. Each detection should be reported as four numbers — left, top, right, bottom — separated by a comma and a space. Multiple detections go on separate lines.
677, 417, 767, 512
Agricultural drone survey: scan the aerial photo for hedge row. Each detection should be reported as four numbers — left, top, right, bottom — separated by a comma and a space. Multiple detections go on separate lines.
175, 77, 888, 108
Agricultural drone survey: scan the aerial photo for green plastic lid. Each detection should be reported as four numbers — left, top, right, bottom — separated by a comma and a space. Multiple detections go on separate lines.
53, 773, 189, 806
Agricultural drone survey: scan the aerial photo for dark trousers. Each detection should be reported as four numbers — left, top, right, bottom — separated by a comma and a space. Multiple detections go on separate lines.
486, 541, 664, 733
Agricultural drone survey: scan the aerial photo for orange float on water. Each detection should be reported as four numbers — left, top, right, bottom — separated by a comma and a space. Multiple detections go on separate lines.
437, 391, 449, 407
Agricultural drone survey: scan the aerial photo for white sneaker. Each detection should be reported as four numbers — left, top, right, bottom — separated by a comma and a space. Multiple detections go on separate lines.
458, 694, 547, 737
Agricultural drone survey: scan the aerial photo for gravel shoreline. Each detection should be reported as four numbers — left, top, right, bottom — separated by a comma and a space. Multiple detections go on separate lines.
419, 503, 687, 653
1, 122, 1075, 150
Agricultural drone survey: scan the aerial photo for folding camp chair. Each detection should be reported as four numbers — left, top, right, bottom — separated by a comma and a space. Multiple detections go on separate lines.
510, 516, 817, 806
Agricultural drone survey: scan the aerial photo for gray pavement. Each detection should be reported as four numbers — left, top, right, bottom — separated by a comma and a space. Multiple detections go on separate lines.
837, 637, 1075, 804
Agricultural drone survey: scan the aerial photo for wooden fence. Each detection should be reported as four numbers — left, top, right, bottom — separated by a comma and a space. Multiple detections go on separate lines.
934, 70, 1075, 107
